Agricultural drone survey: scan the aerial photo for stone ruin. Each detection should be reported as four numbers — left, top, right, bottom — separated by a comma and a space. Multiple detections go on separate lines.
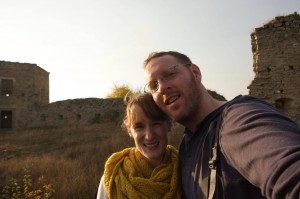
248, 12, 300, 125
1, 12, 300, 130
0, 61, 124, 131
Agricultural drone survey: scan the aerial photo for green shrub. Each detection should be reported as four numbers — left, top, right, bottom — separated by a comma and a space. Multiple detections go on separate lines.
1, 168, 55, 199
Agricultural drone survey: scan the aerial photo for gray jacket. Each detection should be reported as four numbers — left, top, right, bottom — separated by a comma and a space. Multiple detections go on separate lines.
180, 95, 300, 199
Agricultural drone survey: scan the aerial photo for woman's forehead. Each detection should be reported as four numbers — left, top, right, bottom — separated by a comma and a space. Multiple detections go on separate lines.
129, 105, 144, 121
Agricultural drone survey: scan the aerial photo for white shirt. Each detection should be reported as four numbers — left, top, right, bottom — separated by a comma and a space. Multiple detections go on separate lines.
96, 176, 108, 199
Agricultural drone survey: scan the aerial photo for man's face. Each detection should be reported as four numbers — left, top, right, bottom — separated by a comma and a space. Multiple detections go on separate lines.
144, 55, 201, 124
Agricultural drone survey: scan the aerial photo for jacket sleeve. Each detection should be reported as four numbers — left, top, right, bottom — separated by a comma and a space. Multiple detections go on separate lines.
219, 98, 300, 199
96, 176, 109, 199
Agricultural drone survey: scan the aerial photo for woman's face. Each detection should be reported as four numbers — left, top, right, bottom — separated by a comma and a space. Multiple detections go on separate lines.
129, 105, 169, 167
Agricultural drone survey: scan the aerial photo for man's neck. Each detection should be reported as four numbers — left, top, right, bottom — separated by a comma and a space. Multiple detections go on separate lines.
183, 97, 226, 133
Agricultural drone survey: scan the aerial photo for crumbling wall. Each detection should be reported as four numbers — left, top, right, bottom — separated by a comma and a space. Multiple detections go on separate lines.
0, 60, 125, 130
248, 12, 300, 124
0, 61, 49, 130
26, 98, 124, 128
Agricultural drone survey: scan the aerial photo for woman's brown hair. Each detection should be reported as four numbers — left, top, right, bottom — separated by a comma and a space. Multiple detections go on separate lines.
122, 93, 172, 133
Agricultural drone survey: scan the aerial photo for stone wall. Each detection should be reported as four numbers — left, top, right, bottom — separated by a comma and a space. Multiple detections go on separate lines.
26, 98, 124, 128
0, 60, 125, 130
2, 12, 300, 129
248, 12, 300, 124
0, 61, 49, 130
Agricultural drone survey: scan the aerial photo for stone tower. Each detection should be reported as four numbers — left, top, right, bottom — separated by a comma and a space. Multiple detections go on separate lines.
0, 61, 49, 130
248, 12, 300, 124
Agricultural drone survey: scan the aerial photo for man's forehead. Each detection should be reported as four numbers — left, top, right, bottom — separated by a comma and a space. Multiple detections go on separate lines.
146, 55, 178, 70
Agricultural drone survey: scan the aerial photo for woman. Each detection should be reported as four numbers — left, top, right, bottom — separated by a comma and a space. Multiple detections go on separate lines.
96, 93, 181, 199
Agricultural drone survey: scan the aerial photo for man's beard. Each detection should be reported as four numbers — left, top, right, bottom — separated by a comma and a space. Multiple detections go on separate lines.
171, 74, 200, 126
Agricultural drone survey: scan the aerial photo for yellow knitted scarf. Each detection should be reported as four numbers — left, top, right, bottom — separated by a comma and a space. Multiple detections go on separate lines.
103, 145, 181, 199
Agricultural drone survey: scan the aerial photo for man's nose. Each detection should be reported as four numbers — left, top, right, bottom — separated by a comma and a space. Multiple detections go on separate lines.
156, 80, 170, 93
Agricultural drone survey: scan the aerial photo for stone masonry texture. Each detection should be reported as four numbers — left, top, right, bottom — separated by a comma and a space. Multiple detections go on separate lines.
1, 12, 300, 130
248, 12, 300, 125
0, 61, 124, 130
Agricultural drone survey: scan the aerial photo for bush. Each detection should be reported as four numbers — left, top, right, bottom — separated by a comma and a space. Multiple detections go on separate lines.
0, 124, 182, 198
106, 84, 134, 99
2, 168, 55, 199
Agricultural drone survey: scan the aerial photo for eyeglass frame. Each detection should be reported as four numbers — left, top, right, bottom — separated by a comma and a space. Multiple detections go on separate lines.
144, 63, 192, 94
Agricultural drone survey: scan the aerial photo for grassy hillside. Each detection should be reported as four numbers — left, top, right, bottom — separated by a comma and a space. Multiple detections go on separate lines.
0, 123, 183, 198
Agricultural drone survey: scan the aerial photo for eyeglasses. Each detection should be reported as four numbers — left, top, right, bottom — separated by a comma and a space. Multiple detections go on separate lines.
144, 63, 192, 94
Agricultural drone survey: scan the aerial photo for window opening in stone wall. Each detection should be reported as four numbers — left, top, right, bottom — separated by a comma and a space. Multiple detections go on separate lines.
267, 67, 271, 72
274, 90, 283, 94
93, 113, 102, 123
288, 65, 293, 70
275, 98, 292, 113
0, 110, 13, 129
76, 114, 81, 120
59, 114, 63, 120
1, 79, 13, 96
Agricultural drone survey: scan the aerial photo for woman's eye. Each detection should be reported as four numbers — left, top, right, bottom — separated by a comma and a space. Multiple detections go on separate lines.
153, 122, 162, 126
134, 125, 144, 130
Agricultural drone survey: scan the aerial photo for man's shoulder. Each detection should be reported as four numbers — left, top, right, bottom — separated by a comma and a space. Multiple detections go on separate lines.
228, 95, 262, 104
225, 95, 273, 112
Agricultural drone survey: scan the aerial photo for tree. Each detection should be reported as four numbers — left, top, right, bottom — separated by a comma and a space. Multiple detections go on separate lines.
207, 89, 226, 101
106, 84, 134, 99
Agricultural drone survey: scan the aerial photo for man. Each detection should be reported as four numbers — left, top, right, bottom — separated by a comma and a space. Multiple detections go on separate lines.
143, 51, 300, 199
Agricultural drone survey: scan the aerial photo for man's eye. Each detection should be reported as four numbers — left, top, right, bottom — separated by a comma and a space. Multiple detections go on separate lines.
165, 71, 176, 80
149, 82, 158, 91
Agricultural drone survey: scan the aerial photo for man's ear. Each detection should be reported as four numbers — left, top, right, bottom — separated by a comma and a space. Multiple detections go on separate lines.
191, 64, 202, 81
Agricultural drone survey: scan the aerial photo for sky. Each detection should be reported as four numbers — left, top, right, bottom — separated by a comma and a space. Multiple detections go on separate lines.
0, 0, 299, 103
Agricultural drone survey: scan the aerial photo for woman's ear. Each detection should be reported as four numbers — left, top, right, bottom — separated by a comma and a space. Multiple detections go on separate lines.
128, 131, 133, 138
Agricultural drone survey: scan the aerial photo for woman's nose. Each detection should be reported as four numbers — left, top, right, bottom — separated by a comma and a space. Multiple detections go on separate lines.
144, 127, 154, 140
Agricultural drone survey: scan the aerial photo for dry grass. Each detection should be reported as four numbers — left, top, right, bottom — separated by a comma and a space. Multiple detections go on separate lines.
0, 122, 183, 199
